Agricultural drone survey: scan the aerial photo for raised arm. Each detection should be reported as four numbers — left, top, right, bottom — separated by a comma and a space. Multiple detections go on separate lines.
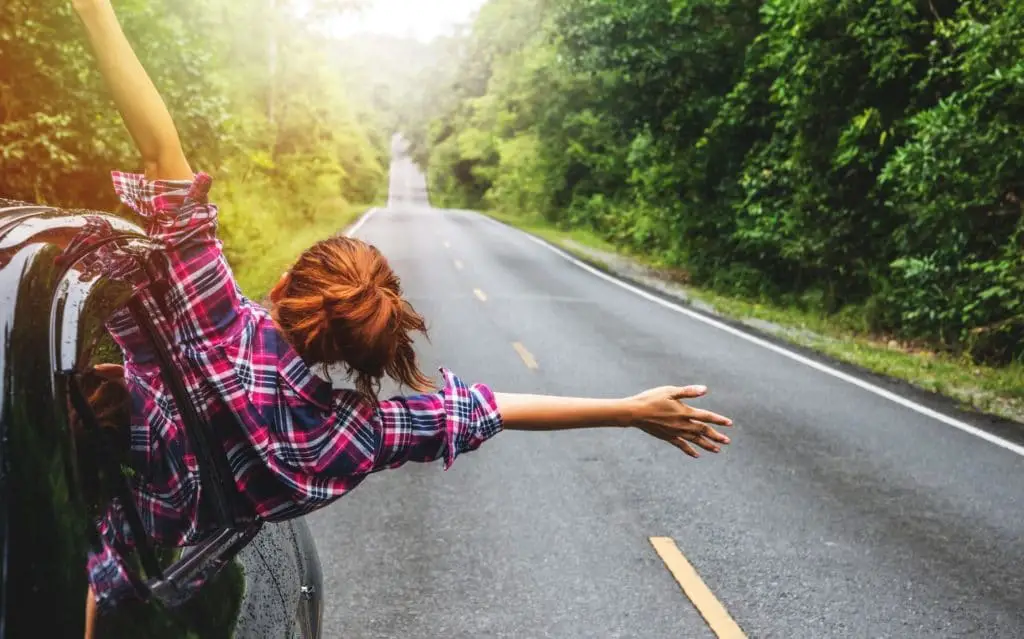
73, 0, 192, 181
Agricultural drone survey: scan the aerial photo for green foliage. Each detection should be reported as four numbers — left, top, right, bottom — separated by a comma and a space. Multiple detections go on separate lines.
217, 174, 376, 299
409, 0, 1024, 364
1, 0, 386, 298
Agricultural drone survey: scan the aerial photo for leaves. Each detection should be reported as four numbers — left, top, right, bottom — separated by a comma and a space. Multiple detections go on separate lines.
407, 0, 1024, 364
1, 0, 384, 213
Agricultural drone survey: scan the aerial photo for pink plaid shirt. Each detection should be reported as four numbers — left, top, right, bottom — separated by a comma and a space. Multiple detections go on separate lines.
84, 171, 503, 611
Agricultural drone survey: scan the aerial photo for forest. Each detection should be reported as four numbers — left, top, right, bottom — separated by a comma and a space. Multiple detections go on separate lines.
3, 0, 1022, 368
1, 0, 390, 296
402, 0, 1024, 366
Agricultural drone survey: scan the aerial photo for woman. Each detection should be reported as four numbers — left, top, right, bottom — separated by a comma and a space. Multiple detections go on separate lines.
71, 0, 733, 619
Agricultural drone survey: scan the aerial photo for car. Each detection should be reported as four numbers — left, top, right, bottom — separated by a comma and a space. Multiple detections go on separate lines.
0, 198, 323, 639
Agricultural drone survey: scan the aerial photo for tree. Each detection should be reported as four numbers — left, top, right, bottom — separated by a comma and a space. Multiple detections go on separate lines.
407, 0, 1024, 363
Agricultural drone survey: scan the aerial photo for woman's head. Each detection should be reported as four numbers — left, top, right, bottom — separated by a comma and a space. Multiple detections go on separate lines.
269, 236, 432, 399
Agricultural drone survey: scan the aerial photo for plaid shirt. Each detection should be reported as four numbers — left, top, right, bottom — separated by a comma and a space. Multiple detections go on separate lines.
82, 171, 504, 612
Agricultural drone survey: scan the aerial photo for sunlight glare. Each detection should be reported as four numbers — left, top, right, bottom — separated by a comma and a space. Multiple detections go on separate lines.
328, 0, 487, 42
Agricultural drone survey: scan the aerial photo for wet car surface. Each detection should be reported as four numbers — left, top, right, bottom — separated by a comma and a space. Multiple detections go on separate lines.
0, 199, 323, 639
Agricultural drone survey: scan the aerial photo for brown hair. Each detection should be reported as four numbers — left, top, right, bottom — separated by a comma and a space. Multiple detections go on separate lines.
67, 368, 132, 510
270, 235, 433, 399
70, 371, 131, 433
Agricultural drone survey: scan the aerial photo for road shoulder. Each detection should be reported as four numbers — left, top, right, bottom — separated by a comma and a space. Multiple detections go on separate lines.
475, 209, 1024, 430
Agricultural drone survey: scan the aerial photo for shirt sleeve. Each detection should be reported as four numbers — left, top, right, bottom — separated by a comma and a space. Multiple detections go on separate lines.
111, 171, 217, 248
86, 499, 144, 615
110, 170, 244, 351
323, 368, 504, 476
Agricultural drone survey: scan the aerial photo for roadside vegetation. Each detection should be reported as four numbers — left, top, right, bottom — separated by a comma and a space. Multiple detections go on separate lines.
489, 208, 1024, 421
4, 0, 1022, 420
397, 0, 1024, 422
1, 0, 388, 300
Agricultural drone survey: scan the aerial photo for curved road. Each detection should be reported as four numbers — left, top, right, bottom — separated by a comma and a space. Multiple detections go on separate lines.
306, 141, 1024, 638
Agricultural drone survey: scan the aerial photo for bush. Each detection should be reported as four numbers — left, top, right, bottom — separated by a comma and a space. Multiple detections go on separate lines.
412, 0, 1024, 364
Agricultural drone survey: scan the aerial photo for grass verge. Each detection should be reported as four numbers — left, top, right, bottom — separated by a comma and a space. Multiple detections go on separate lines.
217, 176, 384, 300
484, 210, 1024, 424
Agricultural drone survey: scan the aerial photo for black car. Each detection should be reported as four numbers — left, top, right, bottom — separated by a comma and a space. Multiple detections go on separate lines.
0, 199, 323, 638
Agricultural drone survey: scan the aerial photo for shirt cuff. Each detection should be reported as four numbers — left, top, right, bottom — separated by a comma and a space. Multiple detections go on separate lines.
87, 499, 145, 614
110, 171, 216, 244
87, 546, 143, 615
439, 368, 504, 470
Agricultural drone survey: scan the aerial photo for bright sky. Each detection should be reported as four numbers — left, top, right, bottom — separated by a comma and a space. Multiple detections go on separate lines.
330, 0, 488, 42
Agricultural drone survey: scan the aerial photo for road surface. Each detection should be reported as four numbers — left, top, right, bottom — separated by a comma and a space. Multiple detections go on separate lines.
306, 139, 1024, 638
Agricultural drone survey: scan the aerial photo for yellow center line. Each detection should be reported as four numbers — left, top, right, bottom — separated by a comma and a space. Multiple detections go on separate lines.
454, 259, 464, 270
512, 342, 538, 370
649, 537, 746, 639
473, 288, 488, 302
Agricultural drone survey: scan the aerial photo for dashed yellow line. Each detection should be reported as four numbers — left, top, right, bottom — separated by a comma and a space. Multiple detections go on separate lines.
454, 259, 464, 270
473, 288, 488, 302
649, 537, 746, 639
512, 342, 538, 370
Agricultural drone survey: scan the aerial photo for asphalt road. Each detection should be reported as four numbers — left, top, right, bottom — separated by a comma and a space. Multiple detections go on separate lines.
306, 139, 1024, 638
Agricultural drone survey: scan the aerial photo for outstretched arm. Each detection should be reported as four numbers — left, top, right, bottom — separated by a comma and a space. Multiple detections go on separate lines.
320, 370, 734, 482
73, 0, 192, 181
495, 385, 733, 458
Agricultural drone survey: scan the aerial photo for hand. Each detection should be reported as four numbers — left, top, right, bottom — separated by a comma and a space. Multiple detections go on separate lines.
627, 385, 733, 458
93, 363, 126, 389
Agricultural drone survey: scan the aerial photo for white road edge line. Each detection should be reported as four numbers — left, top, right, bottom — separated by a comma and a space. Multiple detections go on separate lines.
475, 213, 1024, 458
345, 207, 379, 238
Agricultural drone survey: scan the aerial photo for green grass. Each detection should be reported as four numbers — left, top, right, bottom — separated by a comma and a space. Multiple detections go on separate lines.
687, 287, 1024, 420
486, 209, 619, 254
230, 201, 371, 299
216, 175, 385, 300
485, 209, 1024, 423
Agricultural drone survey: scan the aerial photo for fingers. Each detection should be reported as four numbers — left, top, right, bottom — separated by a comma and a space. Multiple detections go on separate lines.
669, 385, 708, 399
669, 437, 701, 458
641, 390, 736, 458
646, 426, 702, 458
695, 421, 731, 445
669, 425, 726, 454
690, 434, 723, 454
664, 385, 733, 426
685, 406, 733, 427
651, 427, 728, 457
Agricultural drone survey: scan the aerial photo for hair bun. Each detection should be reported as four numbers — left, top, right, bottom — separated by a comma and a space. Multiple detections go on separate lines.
272, 236, 433, 399
322, 283, 398, 373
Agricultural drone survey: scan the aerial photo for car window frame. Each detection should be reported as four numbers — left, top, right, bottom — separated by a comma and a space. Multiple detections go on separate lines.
50, 227, 262, 610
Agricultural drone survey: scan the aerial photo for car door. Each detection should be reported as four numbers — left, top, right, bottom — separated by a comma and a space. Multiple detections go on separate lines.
0, 201, 322, 639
